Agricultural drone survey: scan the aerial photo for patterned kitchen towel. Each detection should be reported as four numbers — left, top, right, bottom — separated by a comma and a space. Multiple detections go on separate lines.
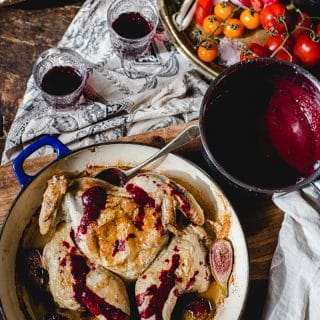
2, 0, 209, 163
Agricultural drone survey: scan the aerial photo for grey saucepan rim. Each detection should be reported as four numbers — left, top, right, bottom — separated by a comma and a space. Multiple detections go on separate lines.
199, 57, 320, 194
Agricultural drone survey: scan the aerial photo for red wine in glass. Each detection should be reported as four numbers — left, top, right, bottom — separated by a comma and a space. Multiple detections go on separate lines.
41, 66, 83, 96
112, 12, 152, 39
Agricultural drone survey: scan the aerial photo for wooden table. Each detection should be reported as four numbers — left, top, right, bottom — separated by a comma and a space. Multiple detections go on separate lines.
0, 1, 284, 319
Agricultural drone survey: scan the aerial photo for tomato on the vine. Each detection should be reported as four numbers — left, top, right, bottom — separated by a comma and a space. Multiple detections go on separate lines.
240, 43, 270, 60
291, 12, 313, 40
240, 8, 260, 30
293, 34, 320, 66
274, 49, 296, 62
195, 0, 214, 25
316, 24, 320, 37
203, 15, 223, 35
260, 3, 290, 34
197, 40, 219, 62
223, 18, 245, 38
264, 34, 293, 52
214, 1, 235, 20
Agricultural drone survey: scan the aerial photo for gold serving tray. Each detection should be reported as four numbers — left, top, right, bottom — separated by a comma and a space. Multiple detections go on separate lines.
157, 0, 223, 79
157, 0, 269, 79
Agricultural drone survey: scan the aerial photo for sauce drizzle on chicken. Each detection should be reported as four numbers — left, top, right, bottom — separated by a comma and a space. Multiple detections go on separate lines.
70, 252, 130, 320
136, 254, 181, 320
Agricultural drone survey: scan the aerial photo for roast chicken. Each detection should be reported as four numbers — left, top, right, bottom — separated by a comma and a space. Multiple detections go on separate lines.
38, 171, 210, 319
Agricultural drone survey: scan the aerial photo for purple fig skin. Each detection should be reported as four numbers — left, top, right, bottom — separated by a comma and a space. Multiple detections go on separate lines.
209, 239, 233, 297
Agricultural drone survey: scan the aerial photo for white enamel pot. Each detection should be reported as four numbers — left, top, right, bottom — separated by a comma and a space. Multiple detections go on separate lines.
0, 135, 249, 320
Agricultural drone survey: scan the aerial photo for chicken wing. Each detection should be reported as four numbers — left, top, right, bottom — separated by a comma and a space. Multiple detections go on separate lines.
39, 175, 69, 235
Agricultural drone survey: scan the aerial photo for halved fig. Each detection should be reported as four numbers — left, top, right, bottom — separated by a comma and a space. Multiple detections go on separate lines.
209, 239, 233, 297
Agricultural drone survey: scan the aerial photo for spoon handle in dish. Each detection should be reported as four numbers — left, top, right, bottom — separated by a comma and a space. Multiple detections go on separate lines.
125, 125, 200, 177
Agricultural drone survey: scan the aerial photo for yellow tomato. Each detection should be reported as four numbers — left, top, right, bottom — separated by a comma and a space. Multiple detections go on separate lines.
203, 15, 223, 36
214, 1, 235, 20
197, 40, 219, 62
223, 18, 245, 38
240, 8, 260, 30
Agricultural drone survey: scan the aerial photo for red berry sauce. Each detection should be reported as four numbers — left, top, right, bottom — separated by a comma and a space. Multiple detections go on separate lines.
168, 183, 191, 219
69, 253, 129, 320
112, 239, 126, 257
136, 254, 180, 320
126, 183, 155, 231
78, 186, 107, 235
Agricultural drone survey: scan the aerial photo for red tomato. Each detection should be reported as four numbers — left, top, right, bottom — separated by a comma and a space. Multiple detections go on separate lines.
260, 3, 290, 34
250, 42, 271, 56
264, 35, 293, 52
316, 24, 320, 37
240, 47, 258, 61
240, 43, 270, 60
195, 0, 214, 25
274, 49, 299, 63
291, 12, 313, 40
293, 34, 320, 66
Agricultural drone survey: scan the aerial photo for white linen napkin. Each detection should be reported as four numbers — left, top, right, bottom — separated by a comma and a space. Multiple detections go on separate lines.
2, 0, 209, 164
263, 185, 320, 320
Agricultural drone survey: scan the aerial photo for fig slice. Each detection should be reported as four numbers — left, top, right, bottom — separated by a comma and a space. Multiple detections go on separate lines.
209, 239, 233, 297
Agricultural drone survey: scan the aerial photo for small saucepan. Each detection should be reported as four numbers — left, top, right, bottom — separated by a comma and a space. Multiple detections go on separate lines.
199, 58, 320, 194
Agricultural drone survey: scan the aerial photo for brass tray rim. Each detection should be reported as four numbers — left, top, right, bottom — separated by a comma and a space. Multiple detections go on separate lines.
157, 0, 223, 80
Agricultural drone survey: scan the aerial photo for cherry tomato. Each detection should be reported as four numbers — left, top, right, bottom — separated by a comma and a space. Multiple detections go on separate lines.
240, 47, 258, 61
197, 40, 219, 62
240, 42, 270, 60
203, 15, 223, 35
223, 18, 245, 38
240, 8, 260, 30
264, 34, 293, 52
214, 1, 235, 21
291, 12, 313, 40
195, 0, 214, 25
293, 34, 320, 66
260, 3, 290, 34
274, 49, 295, 62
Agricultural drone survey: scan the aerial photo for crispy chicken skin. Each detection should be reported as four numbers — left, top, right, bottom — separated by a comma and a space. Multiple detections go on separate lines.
39, 175, 68, 235
135, 225, 211, 320
42, 223, 130, 318
63, 176, 169, 281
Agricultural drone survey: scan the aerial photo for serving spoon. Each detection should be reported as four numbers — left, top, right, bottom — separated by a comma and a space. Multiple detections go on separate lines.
94, 125, 200, 186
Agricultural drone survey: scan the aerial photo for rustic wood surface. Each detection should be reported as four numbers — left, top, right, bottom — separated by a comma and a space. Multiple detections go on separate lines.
0, 1, 284, 319
0, 0, 84, 157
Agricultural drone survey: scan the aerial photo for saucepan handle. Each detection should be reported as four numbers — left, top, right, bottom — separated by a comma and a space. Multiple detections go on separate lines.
13, 135, 72, 188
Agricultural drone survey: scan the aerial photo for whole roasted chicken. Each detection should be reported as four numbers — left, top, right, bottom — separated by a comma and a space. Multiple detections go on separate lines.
39, 171, 213, 320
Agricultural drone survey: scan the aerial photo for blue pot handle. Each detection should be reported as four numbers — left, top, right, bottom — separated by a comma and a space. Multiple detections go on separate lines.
13, 135, 72, 188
